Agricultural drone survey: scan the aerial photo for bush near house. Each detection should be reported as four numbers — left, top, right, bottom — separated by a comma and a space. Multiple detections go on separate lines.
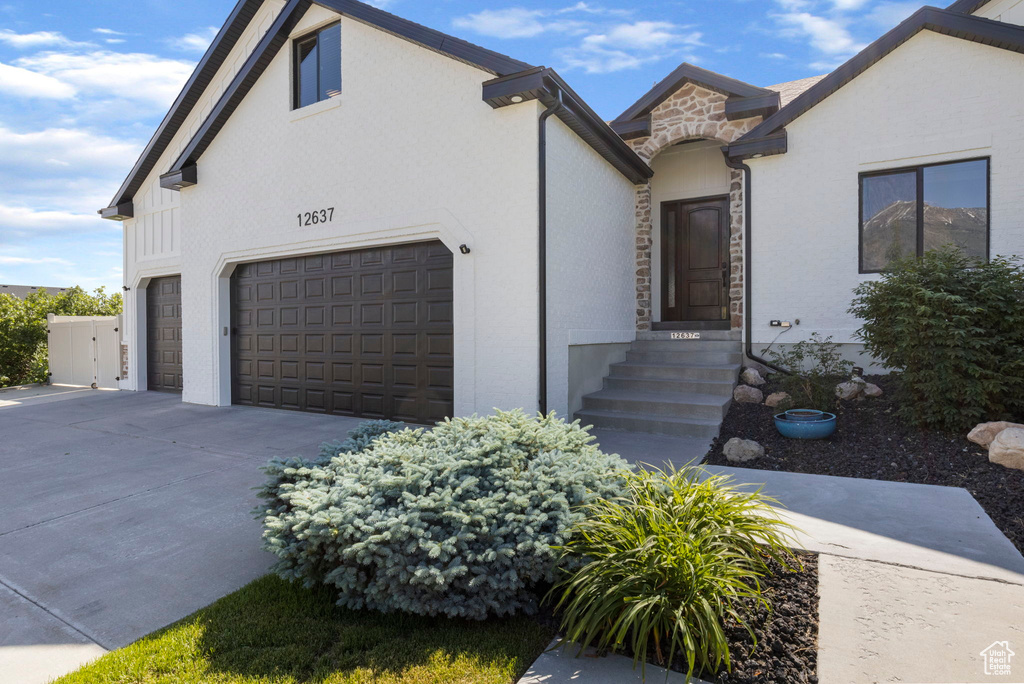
850, 247, 1024, 431
549, 467, 798, 680
256, 410, 632, 620
0, 286, 123, 387
761, 333, 854, 411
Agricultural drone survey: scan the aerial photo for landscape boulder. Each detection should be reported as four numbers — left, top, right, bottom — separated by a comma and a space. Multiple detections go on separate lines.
733, 385, 764, 404
836, 377, 867, 401
765, 392, 791, 409
989, 428, 1024, 471
724, 437, 764, 463
740, 367, 766, 386
967, 421, 1024, 449
863, 383, 883, 398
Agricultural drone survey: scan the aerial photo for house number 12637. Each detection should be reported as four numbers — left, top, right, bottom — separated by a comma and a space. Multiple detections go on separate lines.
298, 208, 334, 226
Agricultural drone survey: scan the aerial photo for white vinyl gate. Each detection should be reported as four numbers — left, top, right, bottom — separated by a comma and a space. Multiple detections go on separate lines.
47, 314, 122, 389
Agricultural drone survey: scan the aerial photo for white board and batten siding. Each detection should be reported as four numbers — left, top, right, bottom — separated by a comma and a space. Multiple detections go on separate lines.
47, 314, 123, 389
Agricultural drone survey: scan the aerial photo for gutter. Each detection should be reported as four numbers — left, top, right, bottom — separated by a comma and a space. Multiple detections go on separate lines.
538, 89, 564, 416
721, 151, 790, 375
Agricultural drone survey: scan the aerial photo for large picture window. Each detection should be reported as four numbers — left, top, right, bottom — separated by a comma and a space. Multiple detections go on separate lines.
859, 158, 989, 273
293, 22, 341, 109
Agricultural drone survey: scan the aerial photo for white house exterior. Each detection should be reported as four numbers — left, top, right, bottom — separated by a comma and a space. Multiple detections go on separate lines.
101, 0, 1024, 434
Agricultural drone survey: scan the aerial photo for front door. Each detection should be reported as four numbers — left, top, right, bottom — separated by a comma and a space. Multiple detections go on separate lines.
661, 197, 729, 322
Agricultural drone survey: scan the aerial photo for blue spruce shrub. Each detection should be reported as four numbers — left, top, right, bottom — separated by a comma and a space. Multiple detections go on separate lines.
317, 419, 406, 462
256, 409, 632, 620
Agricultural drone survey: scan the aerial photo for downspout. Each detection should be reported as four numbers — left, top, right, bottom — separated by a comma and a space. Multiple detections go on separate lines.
538, 86, 564, 415
722, 151, 790, 375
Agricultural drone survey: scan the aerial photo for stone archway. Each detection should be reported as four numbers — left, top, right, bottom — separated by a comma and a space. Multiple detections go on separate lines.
627, 83, 762, 331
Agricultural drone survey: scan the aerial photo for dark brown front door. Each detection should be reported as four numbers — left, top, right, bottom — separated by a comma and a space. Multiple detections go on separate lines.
230, 241, 454, 424
146, 276, 183, 392
661, 197, 729, 322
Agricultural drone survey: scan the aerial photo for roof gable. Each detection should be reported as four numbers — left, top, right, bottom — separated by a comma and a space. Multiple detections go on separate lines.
729, 6, 1024, 159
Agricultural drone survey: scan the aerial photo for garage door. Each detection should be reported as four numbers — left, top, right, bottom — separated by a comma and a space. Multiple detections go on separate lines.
231, 241, 454, 423
146, 276, 183, 392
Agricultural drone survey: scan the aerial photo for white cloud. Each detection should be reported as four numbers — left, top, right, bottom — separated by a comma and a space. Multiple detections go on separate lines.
0, 125, 140, 174
776, 11, 865, 55
452, 8, 585, 38
831, 0, 870, 10
560, 20, 702, 74
92, 28, 128, 36
0, 203, 104, 232
0, 255, 72, 266
867, 1, 922, 26
582, 21, 700, 51
169, 26, 219, 53
0, 62, 76, 99
14, 51, 194, 109
0, 29, 84, 49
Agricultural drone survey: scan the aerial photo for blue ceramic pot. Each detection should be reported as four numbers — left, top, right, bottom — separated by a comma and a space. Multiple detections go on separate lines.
784, 409, 825, 422
775, 411, 837, 439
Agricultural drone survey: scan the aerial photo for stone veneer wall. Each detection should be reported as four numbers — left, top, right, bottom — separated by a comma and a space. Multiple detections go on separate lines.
627, 83, 761, 331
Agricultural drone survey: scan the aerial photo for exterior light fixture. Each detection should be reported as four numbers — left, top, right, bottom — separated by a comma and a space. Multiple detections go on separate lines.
510, 95, 524, 103
459, 244, 471, 255
751, 153, 764, 159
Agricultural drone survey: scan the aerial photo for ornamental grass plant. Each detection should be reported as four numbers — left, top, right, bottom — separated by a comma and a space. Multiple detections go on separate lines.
549, 466, 798, 681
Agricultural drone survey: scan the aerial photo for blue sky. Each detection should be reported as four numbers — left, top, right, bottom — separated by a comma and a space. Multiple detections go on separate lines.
0, 0, 925, 292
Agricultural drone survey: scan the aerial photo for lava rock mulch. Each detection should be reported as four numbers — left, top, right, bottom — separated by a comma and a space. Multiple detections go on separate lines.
704, 374, 1024, 556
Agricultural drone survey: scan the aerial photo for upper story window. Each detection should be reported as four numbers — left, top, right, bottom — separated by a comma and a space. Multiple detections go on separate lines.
293, 22, 341, 109
859, 158, 989, 273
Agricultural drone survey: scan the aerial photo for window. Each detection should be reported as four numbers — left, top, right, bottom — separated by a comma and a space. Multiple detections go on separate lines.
293, 22, 341, 109
859, 158, 989, 273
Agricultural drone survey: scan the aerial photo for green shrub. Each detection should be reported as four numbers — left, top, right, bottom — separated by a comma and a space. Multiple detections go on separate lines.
850, 248, 1024, 430
549, 466, 796, 680
256, 410, 632, 620
317, 418, 405, 461
0, 286, 122, 387
761, 333, 854, 411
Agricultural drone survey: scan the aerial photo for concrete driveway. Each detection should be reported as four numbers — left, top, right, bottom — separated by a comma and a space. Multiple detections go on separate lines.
0, 389, 364, 684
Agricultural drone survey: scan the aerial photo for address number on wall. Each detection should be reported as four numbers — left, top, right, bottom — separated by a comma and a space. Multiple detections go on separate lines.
297, 208, 335, 226
670, 332, 701, 340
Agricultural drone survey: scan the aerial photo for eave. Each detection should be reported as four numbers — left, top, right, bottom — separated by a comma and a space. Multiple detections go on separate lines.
483, 68, 654, 185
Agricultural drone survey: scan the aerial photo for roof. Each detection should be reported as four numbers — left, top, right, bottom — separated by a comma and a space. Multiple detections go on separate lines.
102, 0, 533, 216
946, 0, 994, 14
766, 74, 827, 107
729, 6, 1024, 160
0, 285, 69, 299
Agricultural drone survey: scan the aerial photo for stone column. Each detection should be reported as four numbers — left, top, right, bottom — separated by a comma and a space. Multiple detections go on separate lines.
728, 168, 745, 331
635, 183, 653, 331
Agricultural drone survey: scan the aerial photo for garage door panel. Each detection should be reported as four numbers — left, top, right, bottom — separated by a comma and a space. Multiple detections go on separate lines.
231, 241, 453, 423
146, 276, 183, 393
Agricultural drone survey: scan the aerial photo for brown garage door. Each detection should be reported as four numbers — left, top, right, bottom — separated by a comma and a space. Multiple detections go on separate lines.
231, 241, 454, 423
146, 276, 183, 393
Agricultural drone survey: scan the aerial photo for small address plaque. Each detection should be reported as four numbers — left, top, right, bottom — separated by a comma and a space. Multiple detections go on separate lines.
297, 207, 335, 227
670, 332, 701, 340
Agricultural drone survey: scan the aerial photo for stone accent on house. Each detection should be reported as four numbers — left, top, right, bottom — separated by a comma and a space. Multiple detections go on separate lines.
635, 184, 653, 330
624, 83, 761, 332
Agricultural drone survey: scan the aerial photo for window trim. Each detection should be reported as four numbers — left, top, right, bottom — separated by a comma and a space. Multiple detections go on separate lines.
292, 21, 340, 110
858, 156, 990, 274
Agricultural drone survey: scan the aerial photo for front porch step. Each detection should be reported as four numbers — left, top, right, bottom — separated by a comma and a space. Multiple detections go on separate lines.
610, 361, 740, 382
604, 374, 736, 397
582, 389, 730, 420
636, 330, 741, 342
625, 349, 744, 366
575, 408, 722, 439
631, 339, 742, 353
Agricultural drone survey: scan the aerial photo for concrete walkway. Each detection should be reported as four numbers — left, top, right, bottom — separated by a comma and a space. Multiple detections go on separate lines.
0, 390, 363, 684
528, 430, 1024, 684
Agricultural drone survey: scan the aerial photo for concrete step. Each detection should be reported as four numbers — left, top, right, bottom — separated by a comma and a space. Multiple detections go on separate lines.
610, 361, 740, 383
637, 330, 741, 342
575, 408, 722, 438
582, 389, 730, 420
631, 339, 743, 353
625, 350, 744, 366
604, 374, 736, 397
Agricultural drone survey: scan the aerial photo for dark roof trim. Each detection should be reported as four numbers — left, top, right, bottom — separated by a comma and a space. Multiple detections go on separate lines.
725, 92, 781, 121
161, 0, 535, 186
946, 0, 993, 14
725, 131, 788, 160
98, 0, 263, 216
609, 117, 651, 141
734, 6, 1024, 155
318, 0, 530, 76
160, 165, 198, 191
99, 201, 134, 221
483, 68, 653, 184
613, 63, 774, 125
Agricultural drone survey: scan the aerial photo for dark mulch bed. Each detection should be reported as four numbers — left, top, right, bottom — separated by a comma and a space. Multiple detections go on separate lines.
704, 374, 1024, 555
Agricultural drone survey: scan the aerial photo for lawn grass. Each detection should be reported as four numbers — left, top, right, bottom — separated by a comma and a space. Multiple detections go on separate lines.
55, 575, 555, 684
